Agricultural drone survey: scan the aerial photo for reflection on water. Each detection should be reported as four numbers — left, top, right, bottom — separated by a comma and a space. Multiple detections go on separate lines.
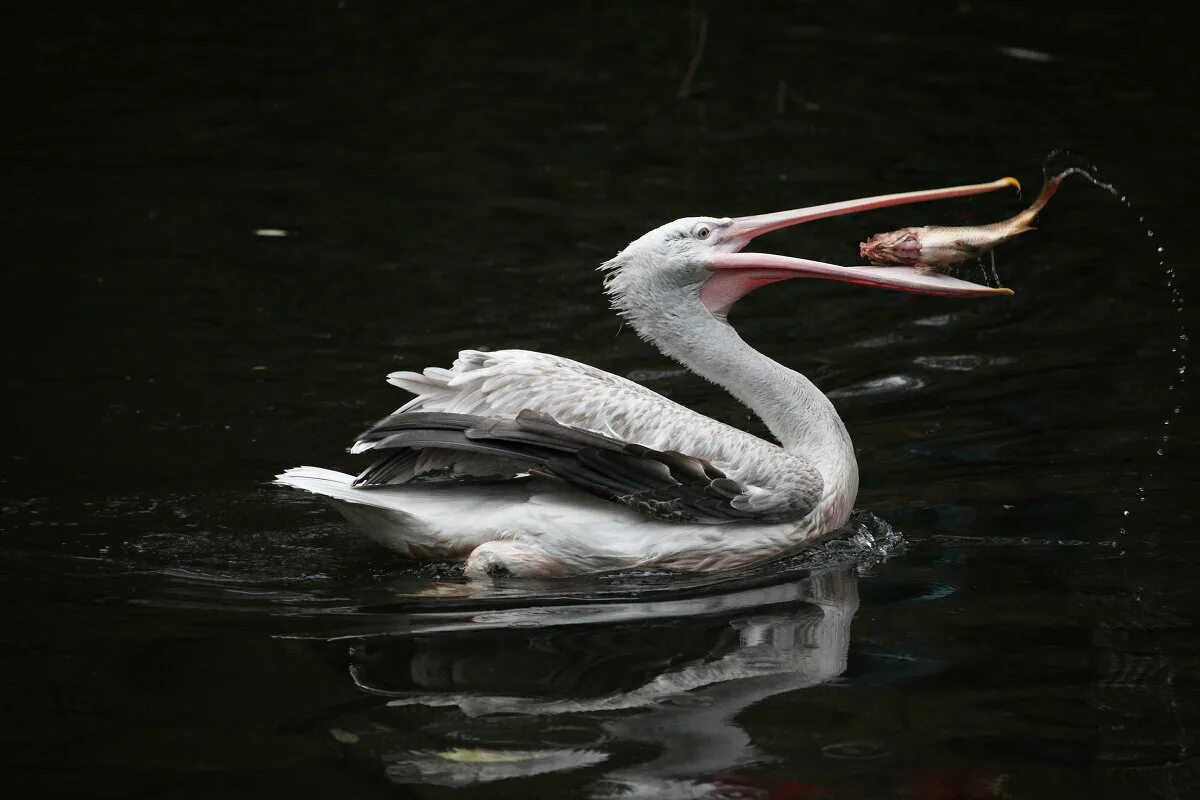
319, 568, 857, 795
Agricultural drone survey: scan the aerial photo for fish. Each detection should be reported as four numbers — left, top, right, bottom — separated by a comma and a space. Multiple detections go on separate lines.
859, 172, 1067, 272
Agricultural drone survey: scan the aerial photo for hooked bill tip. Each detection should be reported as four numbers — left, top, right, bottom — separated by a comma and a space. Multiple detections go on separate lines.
1000, 176, 1021, 191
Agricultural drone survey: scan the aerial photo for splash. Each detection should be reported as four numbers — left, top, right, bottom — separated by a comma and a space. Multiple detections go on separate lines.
1042, 150, 1187, 535
781, 510, 906, 575
1041, 149, 1120, 197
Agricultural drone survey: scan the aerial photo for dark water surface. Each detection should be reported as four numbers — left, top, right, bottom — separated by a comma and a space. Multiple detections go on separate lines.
4, 3, 1198, 797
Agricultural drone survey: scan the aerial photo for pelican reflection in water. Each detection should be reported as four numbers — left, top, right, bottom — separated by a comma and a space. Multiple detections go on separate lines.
317, 568, 857, 794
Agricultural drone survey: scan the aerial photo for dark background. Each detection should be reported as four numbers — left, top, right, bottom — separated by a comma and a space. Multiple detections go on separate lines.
3, 2, 1197, 797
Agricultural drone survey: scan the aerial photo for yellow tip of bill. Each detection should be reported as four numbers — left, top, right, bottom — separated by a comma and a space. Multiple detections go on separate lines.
1000, 176, 1021, 191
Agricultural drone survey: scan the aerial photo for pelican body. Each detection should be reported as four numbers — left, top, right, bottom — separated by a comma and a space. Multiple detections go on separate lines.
278, 178, 1014, 577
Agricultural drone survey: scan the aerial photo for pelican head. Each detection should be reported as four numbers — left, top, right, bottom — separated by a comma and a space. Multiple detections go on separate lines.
604, 178, 1016, 323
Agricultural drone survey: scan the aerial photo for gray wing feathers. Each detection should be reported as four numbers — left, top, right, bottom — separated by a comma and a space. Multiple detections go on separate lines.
366, 350, 825, 523
383, 350, 689, 446
352, 410, 812, 524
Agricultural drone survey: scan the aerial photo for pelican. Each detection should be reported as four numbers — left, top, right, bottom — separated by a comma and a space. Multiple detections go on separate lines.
277, 177, 1016, 577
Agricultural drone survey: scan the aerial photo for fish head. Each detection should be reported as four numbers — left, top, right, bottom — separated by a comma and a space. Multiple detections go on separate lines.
859, 228, 923, 267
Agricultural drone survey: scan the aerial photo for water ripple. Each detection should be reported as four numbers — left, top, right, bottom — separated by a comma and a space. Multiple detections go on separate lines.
828, 374, 926, 398
913, 354, 1016, 372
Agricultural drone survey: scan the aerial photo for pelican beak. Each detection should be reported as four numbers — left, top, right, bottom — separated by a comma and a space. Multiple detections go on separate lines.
701, 177, 1017, 316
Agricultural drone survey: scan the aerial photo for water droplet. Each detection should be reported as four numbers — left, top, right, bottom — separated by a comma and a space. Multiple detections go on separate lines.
1157, 448, 1165, 456
1148, 230, 1155, 237
1123, 510, 1130, 516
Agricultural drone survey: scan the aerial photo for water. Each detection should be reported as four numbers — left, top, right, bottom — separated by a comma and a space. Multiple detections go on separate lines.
3, 3, 1198, 797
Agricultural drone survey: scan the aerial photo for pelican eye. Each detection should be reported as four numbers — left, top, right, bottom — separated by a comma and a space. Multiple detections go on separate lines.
692, 223, 712, 240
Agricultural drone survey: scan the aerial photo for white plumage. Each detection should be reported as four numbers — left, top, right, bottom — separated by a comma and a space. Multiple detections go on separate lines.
277, 465, 810, 575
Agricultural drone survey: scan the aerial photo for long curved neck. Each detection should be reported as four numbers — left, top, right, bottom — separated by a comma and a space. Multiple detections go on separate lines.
625, 296, 858, 491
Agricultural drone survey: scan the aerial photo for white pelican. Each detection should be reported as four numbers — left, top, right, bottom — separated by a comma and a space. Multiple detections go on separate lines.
278, 178, 1016, 577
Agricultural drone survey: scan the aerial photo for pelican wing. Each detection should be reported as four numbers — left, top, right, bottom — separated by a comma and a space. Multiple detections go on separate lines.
353, 349, 824, 523
383, 349, 707, 444
352, 410, 815, 524
378, 350, 767, 461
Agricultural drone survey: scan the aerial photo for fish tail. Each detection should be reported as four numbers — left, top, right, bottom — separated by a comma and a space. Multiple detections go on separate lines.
1010, 172, 1064, 232
1026, 173, 1064, 218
